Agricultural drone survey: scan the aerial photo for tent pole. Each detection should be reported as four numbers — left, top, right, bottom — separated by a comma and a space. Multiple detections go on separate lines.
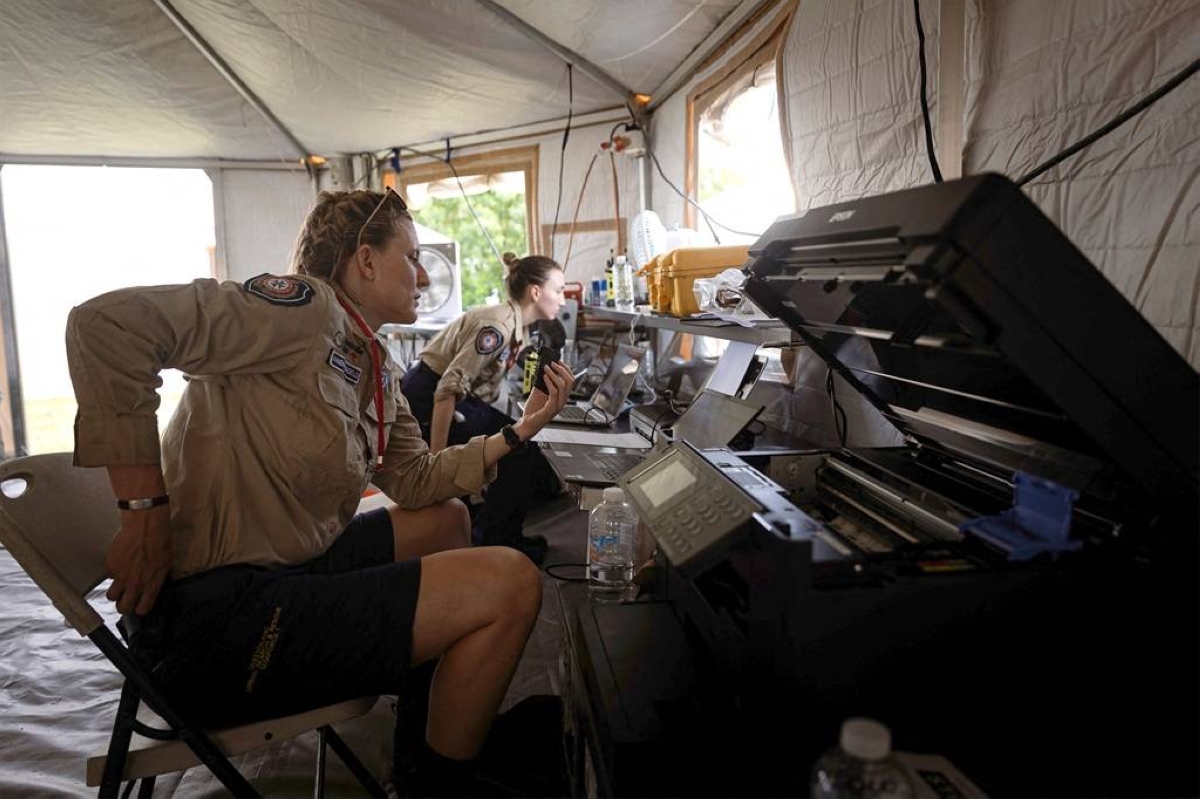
475, 0, 637, 107
150, 0, 313, 162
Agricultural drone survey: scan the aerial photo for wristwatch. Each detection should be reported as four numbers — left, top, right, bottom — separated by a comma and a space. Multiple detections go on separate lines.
501, 424, 526, 451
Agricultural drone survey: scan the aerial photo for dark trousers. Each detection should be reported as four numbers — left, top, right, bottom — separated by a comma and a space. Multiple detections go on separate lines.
400, 361, 557, 544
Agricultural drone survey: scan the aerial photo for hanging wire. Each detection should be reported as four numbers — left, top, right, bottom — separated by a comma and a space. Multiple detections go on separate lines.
396, 144, 504, 266
550, 64, 574, 258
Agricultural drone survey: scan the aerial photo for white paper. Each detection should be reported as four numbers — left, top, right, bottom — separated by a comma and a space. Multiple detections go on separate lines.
533, 428, 652, 449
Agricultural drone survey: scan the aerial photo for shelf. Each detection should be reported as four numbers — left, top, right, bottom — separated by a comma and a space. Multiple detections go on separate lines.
580, 306, 793, 345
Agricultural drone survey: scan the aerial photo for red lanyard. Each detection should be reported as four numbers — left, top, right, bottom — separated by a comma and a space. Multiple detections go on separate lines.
336, 296, 386, 471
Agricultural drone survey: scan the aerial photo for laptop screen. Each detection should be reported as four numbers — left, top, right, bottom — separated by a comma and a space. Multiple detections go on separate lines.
670, 389, 763, 448
591, 345, 646, 417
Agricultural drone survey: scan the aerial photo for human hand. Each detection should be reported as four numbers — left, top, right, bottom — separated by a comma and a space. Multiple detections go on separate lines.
105, 506, 172, 615
516, 361, 575, 435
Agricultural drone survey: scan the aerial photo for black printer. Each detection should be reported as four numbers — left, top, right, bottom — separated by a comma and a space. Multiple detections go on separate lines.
582, 175, 1198, 798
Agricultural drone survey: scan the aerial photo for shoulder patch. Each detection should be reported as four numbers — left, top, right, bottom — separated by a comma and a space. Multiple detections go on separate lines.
475, 325, 505, 355
243, 274, 314, 307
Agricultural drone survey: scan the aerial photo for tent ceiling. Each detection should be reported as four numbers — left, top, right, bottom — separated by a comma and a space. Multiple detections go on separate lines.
0, 0, 744, 161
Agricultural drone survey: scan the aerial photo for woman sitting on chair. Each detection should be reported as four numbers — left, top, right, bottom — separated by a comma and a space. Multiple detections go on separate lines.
401, 252, 566, 563
65, 187, 574, 797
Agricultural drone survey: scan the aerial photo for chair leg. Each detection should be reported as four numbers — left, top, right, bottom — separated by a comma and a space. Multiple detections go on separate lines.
324, 726, 388, 798
314, 727, 328, 799
136, 776, 156, 798
100, 679, 141, 799
90, 626, 260, 798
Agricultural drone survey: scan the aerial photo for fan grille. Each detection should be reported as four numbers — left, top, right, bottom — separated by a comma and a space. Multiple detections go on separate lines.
416, 248, 454, 313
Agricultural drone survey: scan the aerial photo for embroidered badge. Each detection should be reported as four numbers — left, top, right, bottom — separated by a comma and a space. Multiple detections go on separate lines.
328, 349, 362, 385
475, 325, 504, 355
243, 274, 314, 306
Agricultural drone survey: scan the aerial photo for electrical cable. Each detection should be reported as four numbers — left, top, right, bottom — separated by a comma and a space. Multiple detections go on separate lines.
544, 563, 588, 582
912, 0, 943, 183
608, 148, 621, 254
396, 144, 504, 266
1016, 56, 1200, 187
826, 367, 848, 448
562, 151, 601, 272
551, 64, 574, 259
644, 139, 764, 241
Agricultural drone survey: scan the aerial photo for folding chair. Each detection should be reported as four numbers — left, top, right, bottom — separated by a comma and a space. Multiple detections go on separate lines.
0, 453, 387, 798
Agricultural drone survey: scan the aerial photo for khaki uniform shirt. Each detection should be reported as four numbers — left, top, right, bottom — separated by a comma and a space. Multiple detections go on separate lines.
66, 275, 496, 578
418, 300, 527, 404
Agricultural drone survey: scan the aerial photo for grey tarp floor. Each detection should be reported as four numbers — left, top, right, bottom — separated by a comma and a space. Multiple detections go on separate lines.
0, 494, 587, 797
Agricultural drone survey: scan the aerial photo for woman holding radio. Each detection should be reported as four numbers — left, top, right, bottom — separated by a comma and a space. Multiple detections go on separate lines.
400, 252, 567, 563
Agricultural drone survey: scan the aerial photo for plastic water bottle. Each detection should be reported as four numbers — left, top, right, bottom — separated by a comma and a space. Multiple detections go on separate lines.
588, 487, 638, 597
811, 718, 913, 799
613, 256, 635, 311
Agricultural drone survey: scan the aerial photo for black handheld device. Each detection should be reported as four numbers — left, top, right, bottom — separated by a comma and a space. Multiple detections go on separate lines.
532, 346, 561, 393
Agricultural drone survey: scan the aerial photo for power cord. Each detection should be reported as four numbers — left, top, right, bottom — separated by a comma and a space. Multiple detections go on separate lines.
912, 0, 943, 183
826, 367, 849, 448
550, 64, 573, 259
544, 563, 588, 582
394, 145, 504, 266
1016, 56, 1199, 187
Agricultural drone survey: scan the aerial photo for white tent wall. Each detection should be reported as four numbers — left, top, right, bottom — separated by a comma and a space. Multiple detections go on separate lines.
780, 0, 1200, 368
211, 168, 316, 282
963, 0, 1200, 368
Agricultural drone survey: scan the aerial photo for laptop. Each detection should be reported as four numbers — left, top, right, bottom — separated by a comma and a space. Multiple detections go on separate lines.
542, 389, 765, 487
663, 389, 763, 448
542, 345, 647, 427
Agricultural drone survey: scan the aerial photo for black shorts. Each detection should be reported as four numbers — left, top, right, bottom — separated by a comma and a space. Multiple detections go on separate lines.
144, 508, 421, 727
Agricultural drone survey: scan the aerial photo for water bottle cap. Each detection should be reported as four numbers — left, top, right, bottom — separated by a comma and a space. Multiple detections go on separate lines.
602, 486, 625, 503
839, 718, 891, 761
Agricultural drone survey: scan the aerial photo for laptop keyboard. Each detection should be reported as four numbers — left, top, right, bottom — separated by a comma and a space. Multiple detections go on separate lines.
594, 453, 644, 481
555, 405, 592, 423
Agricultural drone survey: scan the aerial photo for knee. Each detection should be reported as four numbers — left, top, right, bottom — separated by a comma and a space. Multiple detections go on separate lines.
438, 498, 471, 549
492, 548, 543, 622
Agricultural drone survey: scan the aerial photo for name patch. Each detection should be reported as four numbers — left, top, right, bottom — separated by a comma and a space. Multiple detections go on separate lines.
243, 274, 314, 306
328, 349, 362, 385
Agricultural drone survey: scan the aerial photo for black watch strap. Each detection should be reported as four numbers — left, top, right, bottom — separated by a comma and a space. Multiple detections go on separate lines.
501, 424, 525, 450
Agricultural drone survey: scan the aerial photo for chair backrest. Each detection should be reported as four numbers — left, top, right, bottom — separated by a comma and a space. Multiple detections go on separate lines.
0, 452, 118, 635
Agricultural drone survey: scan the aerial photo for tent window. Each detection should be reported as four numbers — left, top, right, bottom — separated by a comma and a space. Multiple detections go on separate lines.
393, 147, 538, 309
0, 165, 216, 455
686, 15, 795, 243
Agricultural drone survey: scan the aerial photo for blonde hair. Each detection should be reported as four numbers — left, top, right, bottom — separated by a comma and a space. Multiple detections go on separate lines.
503, 252, 561, 301
291, 190, 412, 283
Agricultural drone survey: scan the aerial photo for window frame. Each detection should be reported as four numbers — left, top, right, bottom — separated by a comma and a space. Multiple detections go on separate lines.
685, 5, 795, 229
388, 145, 540, 252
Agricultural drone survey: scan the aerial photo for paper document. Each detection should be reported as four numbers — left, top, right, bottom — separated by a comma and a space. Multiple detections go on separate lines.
533, 428, 652, 449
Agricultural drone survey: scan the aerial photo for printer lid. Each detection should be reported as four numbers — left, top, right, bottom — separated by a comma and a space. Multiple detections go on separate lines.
744, 174, 1198, 510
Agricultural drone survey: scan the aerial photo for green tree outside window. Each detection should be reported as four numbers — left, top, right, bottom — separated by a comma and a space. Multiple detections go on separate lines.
411, 189, 527, 309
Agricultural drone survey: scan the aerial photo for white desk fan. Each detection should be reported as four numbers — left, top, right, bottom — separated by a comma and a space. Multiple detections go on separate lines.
413, 223, 462, 324
628, 209, 667, 269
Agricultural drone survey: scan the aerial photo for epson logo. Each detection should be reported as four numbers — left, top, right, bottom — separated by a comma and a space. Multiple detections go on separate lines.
828, 210, 855, 223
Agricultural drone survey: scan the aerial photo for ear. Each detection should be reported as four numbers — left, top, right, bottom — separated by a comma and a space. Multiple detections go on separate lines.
352, 243, 377, 281
530, 284, 542, 302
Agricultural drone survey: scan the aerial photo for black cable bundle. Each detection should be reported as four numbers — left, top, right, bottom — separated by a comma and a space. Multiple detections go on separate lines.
912, 0, 944, 183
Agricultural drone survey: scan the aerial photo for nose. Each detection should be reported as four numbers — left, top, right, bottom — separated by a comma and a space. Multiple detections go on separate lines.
416, 262, 431, 289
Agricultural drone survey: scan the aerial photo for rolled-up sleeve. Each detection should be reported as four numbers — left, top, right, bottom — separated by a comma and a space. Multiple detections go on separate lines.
66, 278, 326, 467
372, 394, 498, 507
434, 318, 507, 403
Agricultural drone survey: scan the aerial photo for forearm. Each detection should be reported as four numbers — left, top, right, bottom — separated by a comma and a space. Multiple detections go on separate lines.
482, 418, 534, 468
429, 396, 457, 453
107, 464, 167, 503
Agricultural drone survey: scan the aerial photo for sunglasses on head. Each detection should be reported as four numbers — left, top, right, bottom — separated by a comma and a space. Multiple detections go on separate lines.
356, 187, 409, 250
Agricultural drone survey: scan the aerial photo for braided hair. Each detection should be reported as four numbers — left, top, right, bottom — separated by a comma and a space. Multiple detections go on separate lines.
291, 190, 412, 284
